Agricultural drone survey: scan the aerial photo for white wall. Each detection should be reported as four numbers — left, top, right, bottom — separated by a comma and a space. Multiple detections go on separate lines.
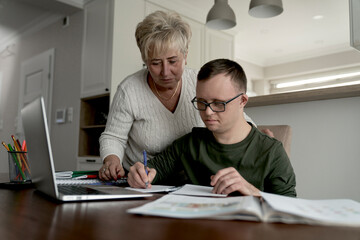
251, 50, 360, 95
0, 11, 83, 173
264, 50, 360, 80
245, 96, 360, 201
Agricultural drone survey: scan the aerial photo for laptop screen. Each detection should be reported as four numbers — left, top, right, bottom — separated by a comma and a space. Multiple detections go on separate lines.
21, 97, 59, 199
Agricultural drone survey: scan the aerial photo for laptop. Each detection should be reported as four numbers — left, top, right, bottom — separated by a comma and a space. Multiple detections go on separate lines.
21, 97, 152, 201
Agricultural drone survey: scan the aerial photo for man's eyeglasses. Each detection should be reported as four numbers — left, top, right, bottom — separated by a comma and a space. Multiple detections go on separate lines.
191, 93, 243, 112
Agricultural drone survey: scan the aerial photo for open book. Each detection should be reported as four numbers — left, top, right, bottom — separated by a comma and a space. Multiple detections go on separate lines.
127, 187, 360, 227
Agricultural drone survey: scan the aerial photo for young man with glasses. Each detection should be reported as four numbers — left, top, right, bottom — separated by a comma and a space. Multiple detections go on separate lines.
128, 59, 296, 197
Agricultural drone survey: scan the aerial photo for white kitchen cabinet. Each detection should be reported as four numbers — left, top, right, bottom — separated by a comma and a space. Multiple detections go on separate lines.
205, 28, 234, 62
184, 16, 205, 70
81, 0, 113, 98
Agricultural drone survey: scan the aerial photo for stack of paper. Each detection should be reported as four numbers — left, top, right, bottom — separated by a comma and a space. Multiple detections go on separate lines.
127, 184, 360, 227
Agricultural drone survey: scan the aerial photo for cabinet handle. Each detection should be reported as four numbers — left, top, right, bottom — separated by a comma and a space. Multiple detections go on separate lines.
105, 88, 109, 92
86, 159, 96, 163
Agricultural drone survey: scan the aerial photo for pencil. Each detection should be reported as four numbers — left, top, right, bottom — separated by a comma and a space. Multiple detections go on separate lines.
11, 135, 21, 151
22, 140, 26, 151
11, 136, 23, 167
8, 144, 26, 180
11, 136, 31, 174
20, 152, 31, 174
2, 141, 10, 151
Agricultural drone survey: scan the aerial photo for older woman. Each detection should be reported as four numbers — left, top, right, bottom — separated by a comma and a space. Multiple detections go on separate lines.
99, 11, 254, 181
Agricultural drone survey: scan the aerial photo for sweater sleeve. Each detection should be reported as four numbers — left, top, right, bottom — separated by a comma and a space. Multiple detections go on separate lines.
99, 84, 134, 164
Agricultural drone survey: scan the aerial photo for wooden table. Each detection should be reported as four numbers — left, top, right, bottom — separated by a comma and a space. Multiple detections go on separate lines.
0, 177, 359, 240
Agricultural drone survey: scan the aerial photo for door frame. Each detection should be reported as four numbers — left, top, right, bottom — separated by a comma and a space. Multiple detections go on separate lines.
17, 48, 55, 135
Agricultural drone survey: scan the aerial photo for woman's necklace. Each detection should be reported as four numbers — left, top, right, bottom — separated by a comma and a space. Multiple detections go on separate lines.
153, 80, 180, 101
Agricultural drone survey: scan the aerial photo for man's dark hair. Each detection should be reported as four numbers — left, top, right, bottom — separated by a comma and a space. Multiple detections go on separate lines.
197, 59, 247, 92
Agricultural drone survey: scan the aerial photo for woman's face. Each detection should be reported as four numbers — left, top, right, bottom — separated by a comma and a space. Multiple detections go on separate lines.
146, 48, 187, 89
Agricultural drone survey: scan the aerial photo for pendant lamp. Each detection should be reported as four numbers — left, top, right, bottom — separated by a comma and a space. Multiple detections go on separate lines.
206, 0, 236, 30
249, 0, 283, 18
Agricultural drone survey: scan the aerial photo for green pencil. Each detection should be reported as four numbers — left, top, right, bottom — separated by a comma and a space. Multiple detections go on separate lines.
8, 144, 26, 180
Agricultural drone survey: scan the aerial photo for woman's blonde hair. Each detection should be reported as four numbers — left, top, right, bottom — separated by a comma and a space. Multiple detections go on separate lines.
135, 11, 192, 62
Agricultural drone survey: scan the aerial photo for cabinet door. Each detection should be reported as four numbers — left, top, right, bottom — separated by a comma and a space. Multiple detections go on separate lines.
110, 0, 145, 102
205, 29, 234, 62
184, 16, 204, 70
81, 0, 113, 98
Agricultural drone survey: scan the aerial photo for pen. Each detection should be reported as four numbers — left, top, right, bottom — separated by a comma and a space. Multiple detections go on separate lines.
143, 150, 149, 188
73, 174, 98, 179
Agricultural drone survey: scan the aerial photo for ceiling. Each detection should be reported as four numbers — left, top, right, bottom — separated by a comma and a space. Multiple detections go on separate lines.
177, 0, 352, 66
0, 0, 354, 67
0, 0, 83, 49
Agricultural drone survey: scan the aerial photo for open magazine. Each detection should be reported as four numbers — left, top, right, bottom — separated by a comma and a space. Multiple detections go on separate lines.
127, 186, 360, 227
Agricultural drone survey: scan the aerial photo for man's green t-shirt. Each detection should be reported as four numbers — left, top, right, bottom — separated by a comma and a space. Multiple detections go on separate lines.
148, 124, 296, 197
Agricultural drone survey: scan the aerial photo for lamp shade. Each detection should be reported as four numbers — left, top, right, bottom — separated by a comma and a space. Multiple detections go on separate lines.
249, 0, 283, 18
206, 0, 236, 30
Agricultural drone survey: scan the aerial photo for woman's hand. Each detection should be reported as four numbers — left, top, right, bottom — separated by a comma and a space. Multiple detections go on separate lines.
98, 155, 125, 180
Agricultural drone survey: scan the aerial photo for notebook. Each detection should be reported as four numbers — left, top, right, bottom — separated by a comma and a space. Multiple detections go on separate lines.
21, 97, 152, 202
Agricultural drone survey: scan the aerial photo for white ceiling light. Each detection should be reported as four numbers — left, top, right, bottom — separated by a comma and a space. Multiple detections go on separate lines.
312, 15, 324, 20
206, 0, 236, 30
276, 71, 360, 89
249, 0, 283, 18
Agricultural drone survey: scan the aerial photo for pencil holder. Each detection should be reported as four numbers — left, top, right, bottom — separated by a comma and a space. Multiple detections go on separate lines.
8, 151, 31, 183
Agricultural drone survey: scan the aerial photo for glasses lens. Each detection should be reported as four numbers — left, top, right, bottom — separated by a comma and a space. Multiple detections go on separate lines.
195, 101, 206, 110
210, 102, 225, 112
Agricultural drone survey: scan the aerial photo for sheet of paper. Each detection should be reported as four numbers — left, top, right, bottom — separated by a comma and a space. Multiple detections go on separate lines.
127, 194, 256, 219
261, 192, 360, 227
126, 185, 179, 193
170, 184, 227, 197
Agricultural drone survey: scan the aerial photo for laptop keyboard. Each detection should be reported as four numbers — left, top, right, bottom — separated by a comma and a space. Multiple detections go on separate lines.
58, 185, 102, 195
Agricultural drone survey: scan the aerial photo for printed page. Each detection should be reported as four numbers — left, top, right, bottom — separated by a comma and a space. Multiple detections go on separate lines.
127, 194, 262, 219
126, 185, 179, 193
261, 192, 360, 227
170, 184, 227, 197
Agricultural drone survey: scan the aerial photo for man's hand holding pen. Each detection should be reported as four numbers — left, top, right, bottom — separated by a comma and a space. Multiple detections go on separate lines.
128, 162, 157, 188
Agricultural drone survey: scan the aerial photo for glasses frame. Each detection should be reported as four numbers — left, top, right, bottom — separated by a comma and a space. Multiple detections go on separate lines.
191, 93, 244, 112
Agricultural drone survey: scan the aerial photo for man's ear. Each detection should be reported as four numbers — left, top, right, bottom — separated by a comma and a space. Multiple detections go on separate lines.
240, 94, 249, 108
